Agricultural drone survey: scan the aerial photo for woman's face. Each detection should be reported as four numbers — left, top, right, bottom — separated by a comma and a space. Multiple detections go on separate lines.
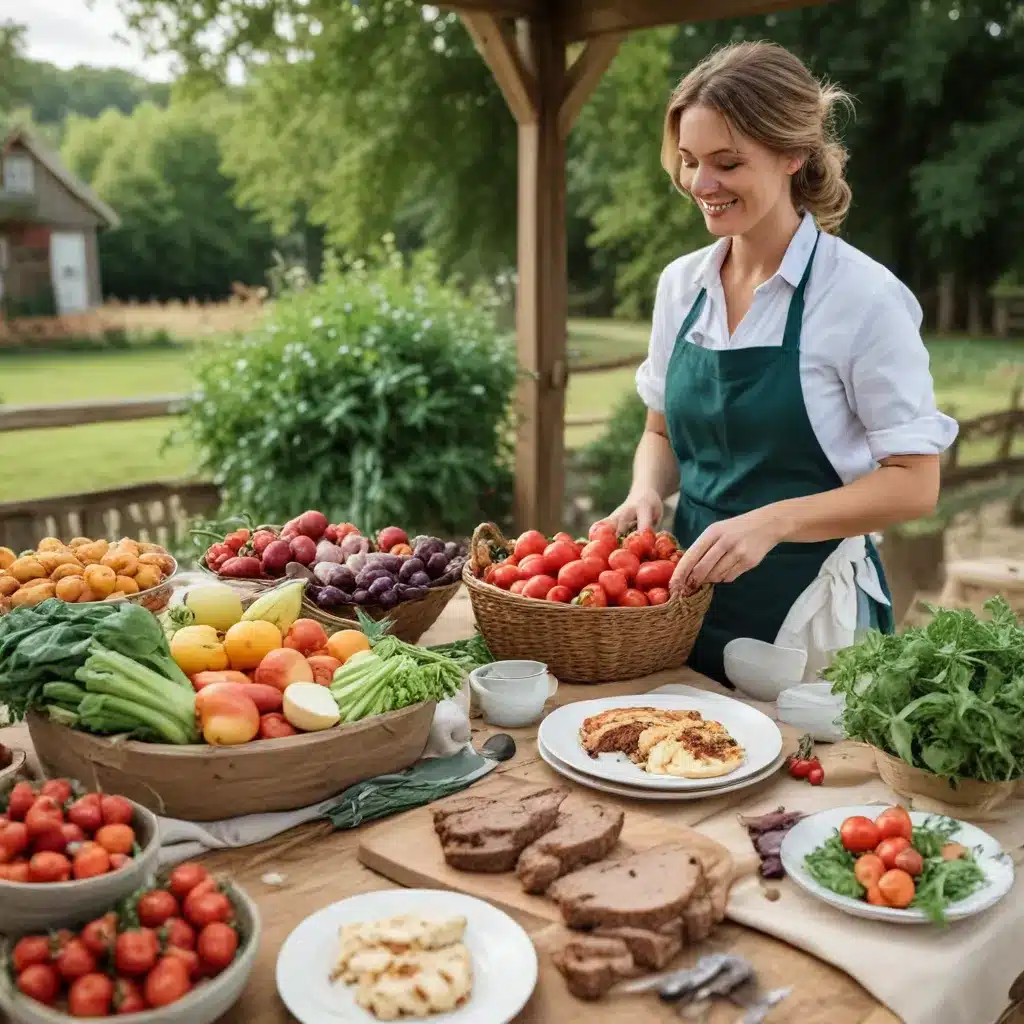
676, 104, 801, 237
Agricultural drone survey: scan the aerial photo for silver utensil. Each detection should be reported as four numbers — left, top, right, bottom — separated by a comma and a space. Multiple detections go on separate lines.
481, 733, 516, 761
613, 953, 732, 997
677, 958, 756, 1018
734, 985, 792, 1023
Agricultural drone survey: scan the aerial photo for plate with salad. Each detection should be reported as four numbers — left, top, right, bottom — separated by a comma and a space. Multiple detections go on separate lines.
780, 804, 1014, 924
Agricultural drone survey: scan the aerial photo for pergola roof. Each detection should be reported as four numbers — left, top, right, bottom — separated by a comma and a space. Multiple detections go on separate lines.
417, 0, 830, 531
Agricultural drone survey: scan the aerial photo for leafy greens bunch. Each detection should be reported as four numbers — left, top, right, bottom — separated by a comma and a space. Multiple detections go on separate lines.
824, 597, 1024, 783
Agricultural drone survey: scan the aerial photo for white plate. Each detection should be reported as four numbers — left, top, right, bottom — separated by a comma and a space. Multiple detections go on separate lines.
538, 732, 786, 801
276, 889, 538, 1023
780, 805, 1016, 924
538, 692, 783, 790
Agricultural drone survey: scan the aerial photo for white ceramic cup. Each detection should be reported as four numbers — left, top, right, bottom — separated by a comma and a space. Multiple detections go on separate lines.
469, 669, 558, 729
469, 660, 550, 702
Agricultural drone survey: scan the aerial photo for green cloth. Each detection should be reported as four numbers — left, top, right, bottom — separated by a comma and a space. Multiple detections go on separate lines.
323, 747, 499, 829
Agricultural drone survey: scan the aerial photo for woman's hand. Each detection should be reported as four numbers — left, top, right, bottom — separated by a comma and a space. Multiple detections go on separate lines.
609, 489, 664, 535
671, 507, 784, 593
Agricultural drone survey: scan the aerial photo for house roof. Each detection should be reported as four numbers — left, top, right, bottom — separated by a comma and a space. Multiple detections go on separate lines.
3, 126, 121, 230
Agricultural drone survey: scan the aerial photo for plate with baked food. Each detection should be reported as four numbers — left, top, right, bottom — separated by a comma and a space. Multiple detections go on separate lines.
538, 693, 782, 790
276, 889, 537, 1023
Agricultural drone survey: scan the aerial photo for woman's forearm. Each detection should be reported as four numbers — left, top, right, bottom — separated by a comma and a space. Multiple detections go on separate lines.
630, 414, 680, 499
764, 455, 941, 543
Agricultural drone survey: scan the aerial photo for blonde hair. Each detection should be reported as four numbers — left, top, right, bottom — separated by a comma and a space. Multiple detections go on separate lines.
661, 41, 854, 234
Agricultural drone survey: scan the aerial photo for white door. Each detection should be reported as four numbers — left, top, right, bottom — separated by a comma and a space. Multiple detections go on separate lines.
50, 231, 90, 313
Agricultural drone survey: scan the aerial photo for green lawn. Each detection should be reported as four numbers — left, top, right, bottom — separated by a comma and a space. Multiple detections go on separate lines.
0, 323, 1020, 503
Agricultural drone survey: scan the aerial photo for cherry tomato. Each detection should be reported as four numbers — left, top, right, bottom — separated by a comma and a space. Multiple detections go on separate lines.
865, 885, 888, 906
512, 530, 548, 561
113, 977, 146, 1014
635, 560, 675, 590
55, 938, 97, 981
32, 826, 68, 854
517, 554, 549, 578
575, 583, 608, 608
24, 797, 64, 839
654, 534, 678, 560
894, 847, 924, 876
941, 842, 967, 861
788, 757, 813, 779
597, 569, 628, 602
110, 852, 131, 870
144, 957, 192, 1008
839, 816, 881, 854
556, 560, 590, 593
13, 935, 52, 973
73, 844, 111, 880
100, 795, 135, 827
607, 549, 640, 581
807, 765, 825, 786
618, 588, 649, 607
164, 945, 201, 978
179, 875, 217, 914
552, 531, 576, 546
853, 852, 885, 888
0, 821, 29, 860
545, 585, 574, 603
580, 540, 613, 565
489, 564, 522, 590
81, 914, 118, 957
17, 963, 59, 1005
137, 889, 179, 929
875, 836, 912, 870
646, 587, 670, 606
185, 890, 233, 929
587, 519, 617, 542
115, 929, 160, 976
67, 797, 103, 835
521, 574, 558, 600
2, 860, 29, 882
61, 822, 87, 845
6, 782, 37, 821
580, 556, 605, 584
509, 579, 528, 595
877, 868, 916, 909
542, 540, 579, 574
161, 917, 197, 951
197, 922, 239, 975
40, 779, 73, 806
28, 851, 71, 882
874, 806, 913, 842
95, 823, 135, 855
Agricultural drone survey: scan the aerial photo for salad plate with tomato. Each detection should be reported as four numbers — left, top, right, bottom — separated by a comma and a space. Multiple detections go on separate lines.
780, 804, 1014, 925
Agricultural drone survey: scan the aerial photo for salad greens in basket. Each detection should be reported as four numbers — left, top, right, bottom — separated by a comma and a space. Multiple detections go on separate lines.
823, 597, 1024, 783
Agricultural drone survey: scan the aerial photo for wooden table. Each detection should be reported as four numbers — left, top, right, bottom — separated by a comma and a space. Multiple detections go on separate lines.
2, 591, 1020, 1023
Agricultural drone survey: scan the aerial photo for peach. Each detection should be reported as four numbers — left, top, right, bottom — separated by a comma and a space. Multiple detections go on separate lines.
223, 619, 282, 671
254, 648, 314, 692
307, 655, 342, 686
283, 618, 330, 657
198, 690, 260, 745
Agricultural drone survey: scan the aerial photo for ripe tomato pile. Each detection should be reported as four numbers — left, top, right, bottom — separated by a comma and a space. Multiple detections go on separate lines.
787, 734, 825, 786
0, 781, 140, 883
10, 861, 243, 1016
482, 520, 684, 607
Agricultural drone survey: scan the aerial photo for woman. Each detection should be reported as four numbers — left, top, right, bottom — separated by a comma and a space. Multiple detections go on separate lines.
611, 41, 957, 686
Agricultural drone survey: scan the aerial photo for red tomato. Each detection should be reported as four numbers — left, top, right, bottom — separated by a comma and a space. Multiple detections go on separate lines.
875, 836, 912, 870
161, 918, 197, 951
877, 868, 915, 909
575, 584, 608, 608
17, 963, 60, 1005
556, 560, 590, 593
581, 556, 605, 584
865, 885, 888, 906
894, 847, 924, 876
81, 915, 118, 957
186, 890, 233, 929
109, 853, 131, 870
40, 779, 73, 806
164, 945, 201, 979
619, 589, 649, 607
6, 783, 36, 822
489, 564, 522, 590
112, 977, 146, 1014
552, 531, 576, 547
96, 824, 135, 855
646, 587, 670, 606
115, 929, 160, 976
144, 957, 192, 1008
483, 565, 497, 585
521, 575, 558, 600
137, 889, 180, 929
546, 586, 574, 603
24, 797, 64, 839
175, 870, 215, 909
654, 534, 678, 560
839, 816, 881, 854
580, 540, 613, 565
504, 554, 519, 567
55, 938, 97, 981
853, 853, 885, 888
61, 822, 86, 845
0, 821, 29, 860
513, 530, 548, 561
608, 548, 641, 579
542, 540, 579, 574
32, 826, 68, 854
517, 554, 549, 578
29, 851, 71, 883
874, 806, 913, 842
635, 560, 675, 590
598, 570, 628, 602
807, 765, 825, 785
509, 579, 528, 595
587, 519, 617, 541
197, 922, 239, 975
13, 935, 52, 973
73, 844, 111, 880
100, 795, 135, 827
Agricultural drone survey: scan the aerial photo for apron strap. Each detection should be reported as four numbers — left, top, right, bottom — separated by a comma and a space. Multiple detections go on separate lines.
675, 287, 708, 345
781, 232, 821, 352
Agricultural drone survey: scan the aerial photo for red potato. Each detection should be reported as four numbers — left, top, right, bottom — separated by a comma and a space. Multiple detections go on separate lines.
260, 540, 292, 574
288, 535, 317, 566
191, 670, 254, 691
259, 712, 299, 738
218, 556, 263, 578
195, 681, 283, 716
296, 510, 329, 540
376, 526, 408, 551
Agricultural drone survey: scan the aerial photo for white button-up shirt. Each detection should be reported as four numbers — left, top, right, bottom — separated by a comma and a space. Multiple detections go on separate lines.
635, 213, 959, 484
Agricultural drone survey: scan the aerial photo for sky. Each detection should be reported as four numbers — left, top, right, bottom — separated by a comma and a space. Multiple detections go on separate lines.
11, 0, 177, 81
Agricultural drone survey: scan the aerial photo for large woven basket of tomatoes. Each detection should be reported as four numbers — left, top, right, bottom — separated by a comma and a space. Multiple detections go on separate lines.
463, 521, 713, 683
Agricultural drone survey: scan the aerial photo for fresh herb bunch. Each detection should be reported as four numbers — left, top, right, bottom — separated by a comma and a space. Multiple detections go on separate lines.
823, 598, 1024, 783
805, 834, 863, 899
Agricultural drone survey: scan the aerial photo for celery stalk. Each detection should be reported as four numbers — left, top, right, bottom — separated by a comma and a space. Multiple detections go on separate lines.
77, 694, 193, 745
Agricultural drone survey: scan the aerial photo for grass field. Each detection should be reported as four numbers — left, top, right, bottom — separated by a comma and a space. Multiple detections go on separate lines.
0, 321, 1020, 503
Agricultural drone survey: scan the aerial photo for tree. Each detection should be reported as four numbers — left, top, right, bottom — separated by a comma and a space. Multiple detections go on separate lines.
62, 98, 276, 300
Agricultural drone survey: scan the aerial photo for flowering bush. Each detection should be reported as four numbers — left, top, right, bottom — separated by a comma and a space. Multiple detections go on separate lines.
183, 239, 517, 535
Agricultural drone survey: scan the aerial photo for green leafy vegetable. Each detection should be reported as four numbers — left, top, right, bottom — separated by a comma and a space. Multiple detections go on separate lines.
426, 633, 495, 673
912, 855, 986, 924
804, 833, 865, 899
824, 597, 1024, 783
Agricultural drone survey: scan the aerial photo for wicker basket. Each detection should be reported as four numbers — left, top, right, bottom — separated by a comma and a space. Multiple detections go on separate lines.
302, 579, 462, 645
464, 523, 712, 683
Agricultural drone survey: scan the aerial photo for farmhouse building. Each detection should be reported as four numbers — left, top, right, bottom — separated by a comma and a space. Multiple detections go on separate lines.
0, 126, 119, 316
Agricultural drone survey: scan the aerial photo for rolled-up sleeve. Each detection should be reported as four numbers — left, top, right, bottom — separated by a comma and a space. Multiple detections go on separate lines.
847, 278, 959, 462
635, 269, 675, 413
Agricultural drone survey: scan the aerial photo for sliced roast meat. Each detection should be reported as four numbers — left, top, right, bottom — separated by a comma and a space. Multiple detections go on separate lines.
516, 804, 625, 894
592, 922, 682, 970
551, 935, 639, 1001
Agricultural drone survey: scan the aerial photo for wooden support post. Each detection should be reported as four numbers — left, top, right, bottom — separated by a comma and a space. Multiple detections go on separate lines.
558, 34, 623, 137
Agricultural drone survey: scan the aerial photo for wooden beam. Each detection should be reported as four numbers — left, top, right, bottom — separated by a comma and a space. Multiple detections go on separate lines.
514, 16, 569, 533
0, 395, 185, 432
435, 0, 541, 16
561, 0, 834, 40
459, 13, 539, 124
558, 33, 623, 137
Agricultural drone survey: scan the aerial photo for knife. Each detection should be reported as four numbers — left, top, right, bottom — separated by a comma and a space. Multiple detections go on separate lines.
612, 954, 733, 996
733, 985, 793, 1024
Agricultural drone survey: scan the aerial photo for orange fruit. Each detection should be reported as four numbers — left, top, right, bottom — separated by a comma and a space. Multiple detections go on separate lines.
223, 620, 282, 670
326, 629, 371, 665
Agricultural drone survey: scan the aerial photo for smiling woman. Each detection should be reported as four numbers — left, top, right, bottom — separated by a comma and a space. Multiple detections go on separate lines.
610, 41, 958, 686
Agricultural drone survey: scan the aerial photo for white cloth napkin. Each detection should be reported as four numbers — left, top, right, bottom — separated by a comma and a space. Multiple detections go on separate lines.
774, 535, 890, 684
156, 686, 474, 868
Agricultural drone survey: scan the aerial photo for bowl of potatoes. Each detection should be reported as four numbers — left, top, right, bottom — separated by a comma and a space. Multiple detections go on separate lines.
0, 536, 177, 616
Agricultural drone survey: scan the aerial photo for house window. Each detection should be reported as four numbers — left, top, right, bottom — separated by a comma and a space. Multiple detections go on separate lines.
3, 154, 34, 194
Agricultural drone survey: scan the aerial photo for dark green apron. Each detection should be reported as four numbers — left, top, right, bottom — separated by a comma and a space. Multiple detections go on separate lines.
664, 234, 894, 685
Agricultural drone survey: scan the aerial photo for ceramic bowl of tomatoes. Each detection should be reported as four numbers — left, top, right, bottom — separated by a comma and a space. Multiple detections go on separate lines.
0, 780, 161, 937
0, 865, 260, 1023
